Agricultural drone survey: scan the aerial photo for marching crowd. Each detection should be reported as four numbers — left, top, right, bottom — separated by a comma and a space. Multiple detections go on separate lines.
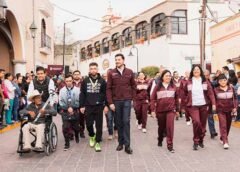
0, 54, 240, 154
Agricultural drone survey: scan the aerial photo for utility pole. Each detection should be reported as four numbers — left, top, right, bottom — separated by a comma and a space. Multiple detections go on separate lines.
199, 0, 207, 71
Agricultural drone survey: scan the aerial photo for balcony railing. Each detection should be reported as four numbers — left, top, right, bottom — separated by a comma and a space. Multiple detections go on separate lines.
41, 34, 51, 49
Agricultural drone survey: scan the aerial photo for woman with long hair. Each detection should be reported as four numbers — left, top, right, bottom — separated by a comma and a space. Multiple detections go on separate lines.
181, 65, 216, 150
151, 70, 179, 153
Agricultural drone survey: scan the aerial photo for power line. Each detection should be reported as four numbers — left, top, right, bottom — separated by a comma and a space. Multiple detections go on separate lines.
52, 3, 102, 22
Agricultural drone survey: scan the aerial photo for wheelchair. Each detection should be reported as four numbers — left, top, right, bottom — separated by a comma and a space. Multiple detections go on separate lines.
17, 115, 58, 156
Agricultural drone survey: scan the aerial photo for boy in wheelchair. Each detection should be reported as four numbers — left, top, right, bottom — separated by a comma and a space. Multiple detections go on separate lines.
19, 90, 57, 153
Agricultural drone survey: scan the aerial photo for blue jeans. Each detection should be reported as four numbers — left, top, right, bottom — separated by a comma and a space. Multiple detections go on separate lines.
5, 99, 14, 124
208, 113, 216, 135
114, 100, 132, 146
13, 97, 20, 121
106, 109, 117, 135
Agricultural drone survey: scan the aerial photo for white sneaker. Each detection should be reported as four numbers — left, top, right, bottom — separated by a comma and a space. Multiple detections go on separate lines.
108, 135, 113, 140
138, 125, 142, 130
223, 143, 229, 149
136, 120, 138, 126
142, 128, 147, 133
186, 121, 191, 126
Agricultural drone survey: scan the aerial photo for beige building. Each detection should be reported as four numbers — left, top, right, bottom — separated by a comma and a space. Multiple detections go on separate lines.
73, 0, 232, 76
0, 0, 54, 75
211, 13, 240, 72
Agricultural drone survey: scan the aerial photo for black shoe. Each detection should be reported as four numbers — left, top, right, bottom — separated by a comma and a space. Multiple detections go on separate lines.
64, 143, 70, 151
125, 146, 133, 154
80, 133, 85, 138
211, 133, 218, 139
193, 144, 198, 151
116, 144, 123, 151
75, 136, 80, 143
158, 142, 162, 147
199, 142, 204, 148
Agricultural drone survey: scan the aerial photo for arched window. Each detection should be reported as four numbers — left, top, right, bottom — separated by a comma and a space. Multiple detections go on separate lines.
135, 21, 148, 40
122, 27, 132, 47
150, 13, 166, 36
102, 37, 109, 54
87, 44, 93, 58
94, 41, 100, 56
80, 48, 86, 60
171, 10, 187, 34
112, 32, 120, 51
41, 19, 46, 47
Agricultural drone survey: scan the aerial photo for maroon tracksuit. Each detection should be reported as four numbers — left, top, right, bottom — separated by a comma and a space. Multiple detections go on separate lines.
134, 80, 149, 129
148, 78, 159, 113
151, 83, 179, 149
214, 86, 237, 144
181, 79, 216, 144
179, 78, 191, 122
73, 80, 85, 136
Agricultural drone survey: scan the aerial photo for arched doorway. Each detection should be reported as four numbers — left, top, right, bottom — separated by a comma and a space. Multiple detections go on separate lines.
0, 10, 24, 73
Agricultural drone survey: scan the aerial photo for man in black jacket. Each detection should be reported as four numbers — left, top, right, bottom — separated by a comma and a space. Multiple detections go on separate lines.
80, 62, 108, 152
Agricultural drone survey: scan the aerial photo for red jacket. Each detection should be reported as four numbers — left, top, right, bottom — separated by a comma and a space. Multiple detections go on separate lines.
135, 80, 149, 101
181, 79, 216, 108
106, 67, 136, 104
151, 83, 179, 113
214, 86, 237, 112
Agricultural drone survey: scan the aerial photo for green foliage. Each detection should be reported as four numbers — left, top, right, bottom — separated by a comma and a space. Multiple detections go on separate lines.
141, 66, 159, 77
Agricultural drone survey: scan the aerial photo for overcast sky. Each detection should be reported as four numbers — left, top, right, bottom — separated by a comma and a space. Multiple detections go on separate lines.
50, 0, 163, 42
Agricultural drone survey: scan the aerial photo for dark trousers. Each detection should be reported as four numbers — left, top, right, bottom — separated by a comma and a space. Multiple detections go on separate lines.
218, 111, 232, 144
106, 109, 117, 135
62, 119, 80, 143
114, 100, 131, 147
188, 105, 208, 144
135, 100, 148, 128
157, 111, 175, 148
208, 113, 217, 135
79, 112, 85, 135
185, 107, 191, 122
85, 105, 104, 143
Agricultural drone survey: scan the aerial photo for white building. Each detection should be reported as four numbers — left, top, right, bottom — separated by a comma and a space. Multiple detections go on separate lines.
72, 0, 233, 76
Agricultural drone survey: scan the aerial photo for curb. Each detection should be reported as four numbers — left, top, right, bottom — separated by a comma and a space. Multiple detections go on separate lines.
0, 122, 21, 134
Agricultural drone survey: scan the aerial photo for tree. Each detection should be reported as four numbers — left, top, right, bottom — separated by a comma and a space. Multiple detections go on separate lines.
141, 66, 159, 77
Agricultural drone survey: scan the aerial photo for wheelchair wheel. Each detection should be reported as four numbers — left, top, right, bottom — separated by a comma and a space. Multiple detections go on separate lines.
49, 122, 58, 152
44, 132, 50, 156
17, 131, 24, 157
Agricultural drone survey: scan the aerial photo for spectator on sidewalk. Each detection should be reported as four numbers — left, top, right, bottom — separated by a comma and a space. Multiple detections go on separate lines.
12, 75, 23, 122
4, 73, 16, 125
0, 69, 5, 129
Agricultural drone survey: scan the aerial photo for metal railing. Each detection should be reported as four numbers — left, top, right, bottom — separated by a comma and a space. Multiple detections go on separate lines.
41, 34, 51, 49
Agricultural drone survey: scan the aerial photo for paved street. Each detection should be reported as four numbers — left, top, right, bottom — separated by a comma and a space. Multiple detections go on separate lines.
1, 113, 240, 172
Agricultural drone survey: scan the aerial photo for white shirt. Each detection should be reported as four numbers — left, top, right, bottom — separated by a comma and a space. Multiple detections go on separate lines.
4, 79, 16, 99
27, 78, 55, 104
117, 67, 124, 75
227, 63, 235, 71
192, 77, 206, 106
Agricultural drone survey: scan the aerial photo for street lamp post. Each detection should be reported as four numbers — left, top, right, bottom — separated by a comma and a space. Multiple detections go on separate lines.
29, 0, 37, 72
0, 0, 7, 22
63, 18, 80, 74
128, 45, 139, 73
